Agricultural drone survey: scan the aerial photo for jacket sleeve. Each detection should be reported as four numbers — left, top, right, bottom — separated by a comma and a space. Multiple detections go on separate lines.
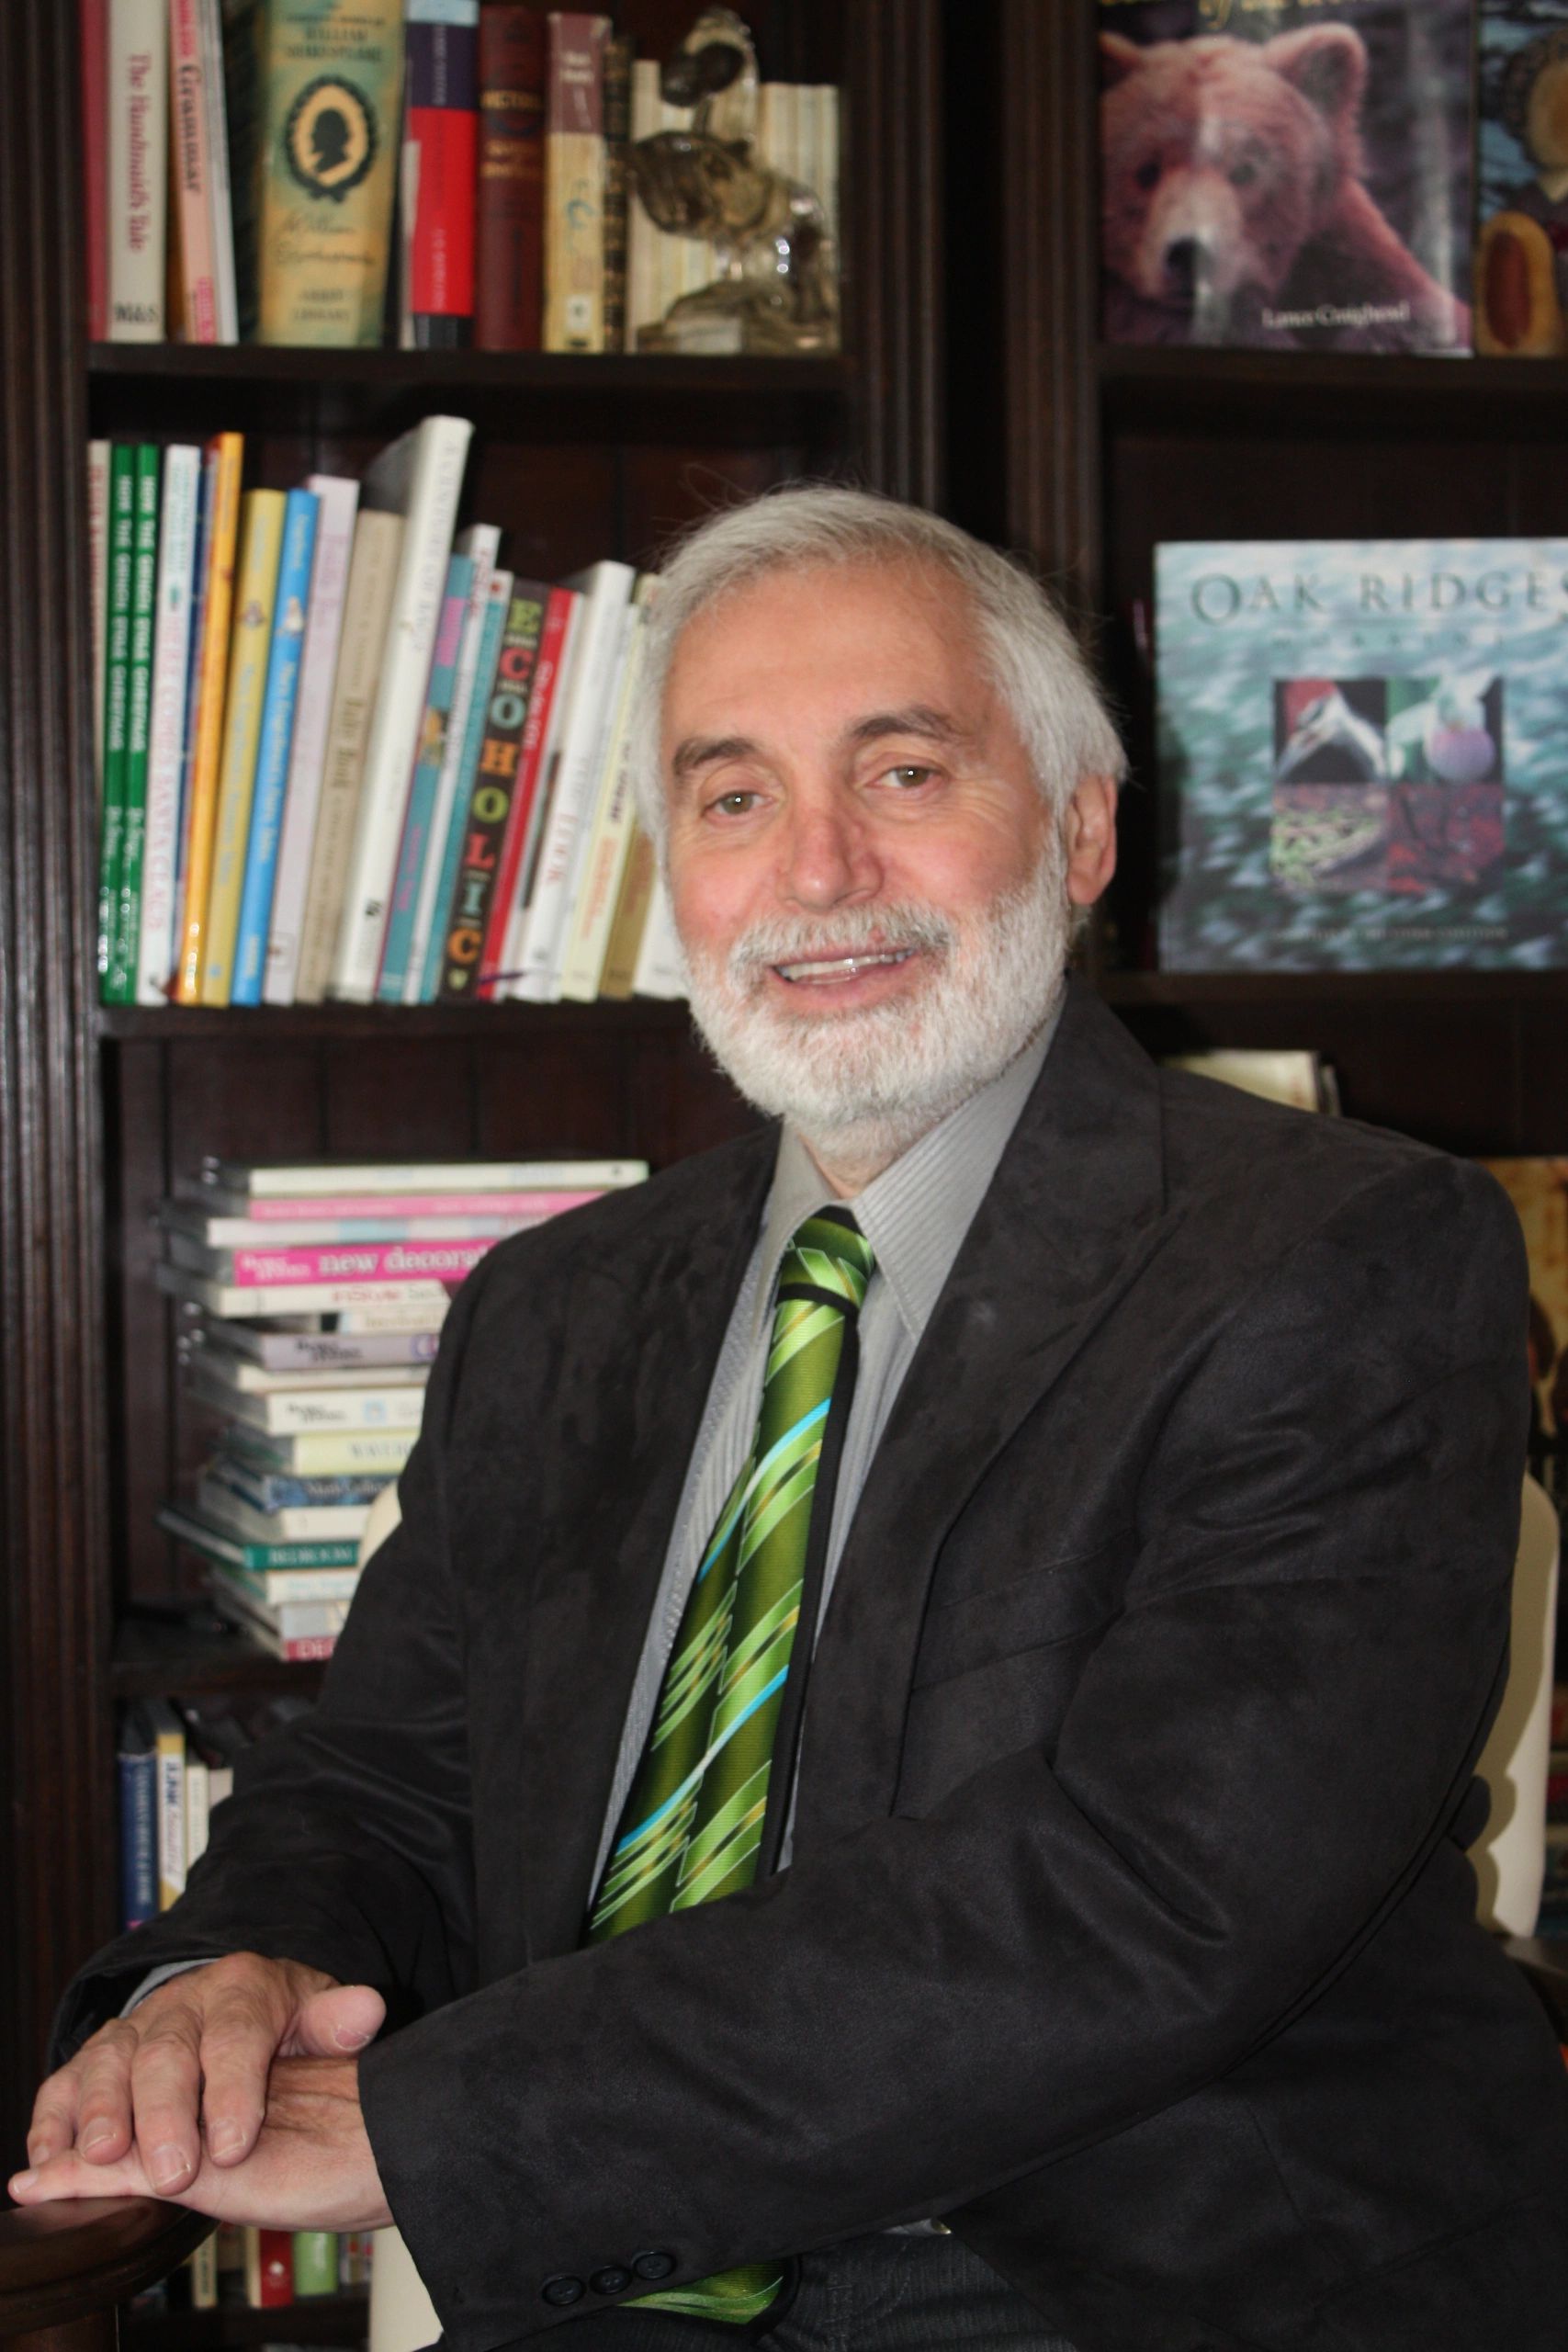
356, 1154, 1531, 2348
50, 1253, 492, 2065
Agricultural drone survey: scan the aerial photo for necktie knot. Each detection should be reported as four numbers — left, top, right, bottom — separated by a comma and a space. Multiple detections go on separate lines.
776, 1206, 875, 1317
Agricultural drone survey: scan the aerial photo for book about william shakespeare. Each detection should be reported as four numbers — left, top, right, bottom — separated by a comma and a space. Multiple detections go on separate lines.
1156, 538, 1568, 970
1098, 0, 1473, 352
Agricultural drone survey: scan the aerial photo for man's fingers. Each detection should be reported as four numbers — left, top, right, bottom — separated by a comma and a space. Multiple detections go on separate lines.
195, 1972, 310, 2165
28, 2059, 88, 2167
8, 2142, 156, 2206
288, 1984, 386, 2059
115, 2011, 205, 2193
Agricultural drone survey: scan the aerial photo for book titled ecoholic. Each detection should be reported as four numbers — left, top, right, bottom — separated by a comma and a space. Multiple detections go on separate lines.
1156, 537, 1568, 970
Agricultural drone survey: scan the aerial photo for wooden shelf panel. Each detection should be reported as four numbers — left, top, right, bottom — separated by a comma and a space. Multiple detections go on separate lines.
1098, 344, 1568, 437
96, 1000, 693, 1045
122, 2290, 367, 2350
111, 1615, 328, 1702
1100, 968, 1568, 1008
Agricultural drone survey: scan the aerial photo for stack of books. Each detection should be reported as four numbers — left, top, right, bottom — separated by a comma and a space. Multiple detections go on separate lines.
88, 416, 686, 1010
158, 1152, 648, 1654
82, 0, 840, 355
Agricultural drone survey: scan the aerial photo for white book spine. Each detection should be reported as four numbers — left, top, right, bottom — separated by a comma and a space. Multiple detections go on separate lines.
402, 522, 500, 1001
185, 1751, 211, 1869
107, 0, 168, 341
632, 865, 687, 1000
263, 476, 361, 1004
511, 563, 636, 1000
168, 0, 219, 341
330, 417, 475, 1001
88, 440, 111, 799
558, 593, 651, 1001
198, 0, 238, 341
137, 444, 201, 1003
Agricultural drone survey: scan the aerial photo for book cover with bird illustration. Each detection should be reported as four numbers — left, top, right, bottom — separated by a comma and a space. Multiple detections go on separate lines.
1155, 537, 1568, 967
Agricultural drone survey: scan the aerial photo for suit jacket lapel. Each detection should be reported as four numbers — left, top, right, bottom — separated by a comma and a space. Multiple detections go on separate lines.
793, 983, 1176, 1849
512, 1132, 776, 1959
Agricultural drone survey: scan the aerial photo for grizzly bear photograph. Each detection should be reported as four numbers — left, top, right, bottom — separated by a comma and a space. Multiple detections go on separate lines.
1099, 1, 1472, 351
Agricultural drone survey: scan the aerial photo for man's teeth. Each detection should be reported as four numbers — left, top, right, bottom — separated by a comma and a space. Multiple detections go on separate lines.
774, 948, 914, 983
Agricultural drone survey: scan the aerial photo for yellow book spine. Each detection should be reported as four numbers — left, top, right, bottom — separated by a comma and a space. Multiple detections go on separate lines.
175, 434, 244, 1003
198, 489, 287, 1005
597, 821, 654, 999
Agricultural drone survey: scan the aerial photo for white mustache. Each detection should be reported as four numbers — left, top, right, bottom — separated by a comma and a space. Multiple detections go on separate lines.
724, 904, 955, 984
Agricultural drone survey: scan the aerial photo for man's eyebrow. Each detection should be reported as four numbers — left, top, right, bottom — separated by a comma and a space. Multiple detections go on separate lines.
671, 734, 757, 785
842, 704, 971, 750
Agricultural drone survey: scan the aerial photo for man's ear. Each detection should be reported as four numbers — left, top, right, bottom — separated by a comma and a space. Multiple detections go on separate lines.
1264, 26, 1367, 129
1100, 31, 1144, 90
1063, 775, 1119, 908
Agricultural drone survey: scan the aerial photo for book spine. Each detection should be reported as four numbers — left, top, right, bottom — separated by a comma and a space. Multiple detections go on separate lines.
292, 2234, 339, 2299
513, 563, 636, 1001
491, 589, 584, 989
189, 1187, 598, 1229
87, 440, 111, 798
164, 1499, 366, 1564
600, 34, 631, 352
420, 569, 511, 999
558, 590, 649, 1000
169, 0, 220, 340
107, 0, 168, 340
231, 486, 321, 1004
626, 58, 660, 346
331, 417, 475, 1001
196, 1377, 426, 1432
168, 442, 215, 959
225, 1423, 416, 1471
204, 1464, 392, 1509
542, 12, 607, 352
210, 1152, 643, 1193
293, 506, 404, 1002
220, 0, 263, 341
262, 474, 361, 1003
80, 0, 110, 342
377, 551, 474, 999
107, 444, 162, 1002
175, 429, 243, 1001
245, 2228, 294, 2308
185, 1750, 211, 1871
476, 582, 574, 989
117, 1713, 156, 1930
200, 0, 239, 341
474, 5, 546, 352
438, 582, 547, 998
198, 486, 287, 1003
402, 0, 479, 350
597, 819, 655, 998
98, 445, 136, 991
150, 1703, 186, 1908
257, 0, 404, 347
191, 1238, 495, 1284
631, 862, 686, 999
405, 529, 501, 1001
203, 1326, 441, 1370
136, 442, 201, 1003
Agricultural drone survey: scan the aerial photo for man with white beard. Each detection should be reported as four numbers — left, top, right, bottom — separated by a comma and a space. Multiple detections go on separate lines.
19, 489, 1568, 2352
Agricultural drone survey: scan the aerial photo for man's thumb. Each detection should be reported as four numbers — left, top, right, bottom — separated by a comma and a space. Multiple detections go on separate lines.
294, 1982, 387, 2055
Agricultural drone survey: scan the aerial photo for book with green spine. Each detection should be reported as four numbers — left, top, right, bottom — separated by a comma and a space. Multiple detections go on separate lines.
107, 443, 164, 1001
97, 443, 137, 995
257, 0, 405, 346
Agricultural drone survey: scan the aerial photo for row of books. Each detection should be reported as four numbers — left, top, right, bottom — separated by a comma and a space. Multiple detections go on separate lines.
157, 1153, 647, 1653
118, 1686, 310, 1925
1100, 1, 1568, 360
84, 0, 839, 352
89, 414, 686, 1008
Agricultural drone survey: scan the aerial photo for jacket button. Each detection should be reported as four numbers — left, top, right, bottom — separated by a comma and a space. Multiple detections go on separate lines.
540, 2277, 584, 2307
591, 2267, 632, 2296
631, 2251, 676, 2280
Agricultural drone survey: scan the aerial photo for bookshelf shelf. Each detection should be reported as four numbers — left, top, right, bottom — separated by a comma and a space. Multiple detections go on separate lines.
111, 1616, 327, 1702
1100, 969, 1568, 1008
122, 2291, 367, 2350
1096, 344, 1568, 435
96, 1000, 694, 1045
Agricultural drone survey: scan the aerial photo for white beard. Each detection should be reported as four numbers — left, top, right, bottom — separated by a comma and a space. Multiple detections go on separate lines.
679, 827, 1072, 1169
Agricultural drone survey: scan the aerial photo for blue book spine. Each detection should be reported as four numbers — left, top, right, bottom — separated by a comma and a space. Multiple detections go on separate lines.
418, 576, 511, 1001
231, 488, 320, 1005
118, 1711, 157, 1929
378, 554, 474, 1001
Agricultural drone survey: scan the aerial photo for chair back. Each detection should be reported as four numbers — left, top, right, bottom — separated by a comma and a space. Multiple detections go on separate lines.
1473, 1473, 1561, 1936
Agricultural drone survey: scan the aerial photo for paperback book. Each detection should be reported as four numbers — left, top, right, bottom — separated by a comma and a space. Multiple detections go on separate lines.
1098, 0, 1473, 353
1156, 537, 1568, 969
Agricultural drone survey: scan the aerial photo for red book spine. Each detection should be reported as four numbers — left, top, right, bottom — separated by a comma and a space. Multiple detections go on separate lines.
79, 0, 108, 340
475, 4, 545, 351
405, 8, 479, 346
479, 584, 576, 987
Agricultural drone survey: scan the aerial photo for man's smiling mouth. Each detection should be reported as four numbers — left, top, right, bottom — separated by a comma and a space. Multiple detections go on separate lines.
772, 948, 919, 984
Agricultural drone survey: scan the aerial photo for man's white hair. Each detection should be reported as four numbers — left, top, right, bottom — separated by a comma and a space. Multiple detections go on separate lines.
628, 481, 1126, 851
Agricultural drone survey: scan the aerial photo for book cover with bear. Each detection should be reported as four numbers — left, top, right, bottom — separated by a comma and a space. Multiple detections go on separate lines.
1099, 0, 1474, 351
1155, 537, 1568, 969
1475, 2, 1568, 355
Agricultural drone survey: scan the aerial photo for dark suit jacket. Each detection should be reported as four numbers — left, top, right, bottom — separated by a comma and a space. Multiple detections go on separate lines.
60, 982, 1568, 2351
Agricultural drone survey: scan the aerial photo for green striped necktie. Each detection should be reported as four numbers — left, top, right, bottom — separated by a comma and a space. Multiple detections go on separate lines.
584, 1205, 876, 2324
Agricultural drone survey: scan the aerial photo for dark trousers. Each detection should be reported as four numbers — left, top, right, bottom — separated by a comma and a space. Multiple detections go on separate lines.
552, 2233, 1077, 2351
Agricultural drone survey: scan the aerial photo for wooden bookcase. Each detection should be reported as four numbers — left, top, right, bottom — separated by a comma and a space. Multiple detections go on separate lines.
0, 0, 942, 2179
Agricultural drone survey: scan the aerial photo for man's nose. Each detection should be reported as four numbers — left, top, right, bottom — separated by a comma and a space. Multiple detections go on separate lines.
778, 797, 881, 910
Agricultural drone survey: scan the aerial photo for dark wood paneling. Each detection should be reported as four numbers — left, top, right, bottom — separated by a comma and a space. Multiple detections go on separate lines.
474, 1033, 639, 1159
0, 0, 114, 2165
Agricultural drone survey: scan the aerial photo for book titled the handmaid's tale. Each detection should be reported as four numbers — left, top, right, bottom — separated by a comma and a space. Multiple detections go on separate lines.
1156, 537, 1568, 969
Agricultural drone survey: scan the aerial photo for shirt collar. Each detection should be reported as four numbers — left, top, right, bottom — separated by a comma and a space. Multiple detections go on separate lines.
752, 996, 1063, 1347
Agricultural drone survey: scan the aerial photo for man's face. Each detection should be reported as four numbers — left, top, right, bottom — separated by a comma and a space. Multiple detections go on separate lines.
660, 559, 1114, 1166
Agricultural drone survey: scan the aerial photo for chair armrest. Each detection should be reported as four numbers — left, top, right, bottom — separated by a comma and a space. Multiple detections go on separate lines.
0, 2199, 211, 2352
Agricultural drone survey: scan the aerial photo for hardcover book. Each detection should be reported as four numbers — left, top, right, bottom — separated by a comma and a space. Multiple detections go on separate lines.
1098, 0, 1473, 353
1156, 537, 1568, 970
1475, 2, 1568, 356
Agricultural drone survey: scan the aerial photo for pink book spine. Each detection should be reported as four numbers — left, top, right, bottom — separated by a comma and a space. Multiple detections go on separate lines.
169, 0, 219, 340
240, 1186, 603, 1222
225, 1238, 497, 1285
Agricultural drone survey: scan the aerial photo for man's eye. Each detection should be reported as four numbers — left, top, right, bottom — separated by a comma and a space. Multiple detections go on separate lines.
709, 789, 759, 817
883, 764, 935, 789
